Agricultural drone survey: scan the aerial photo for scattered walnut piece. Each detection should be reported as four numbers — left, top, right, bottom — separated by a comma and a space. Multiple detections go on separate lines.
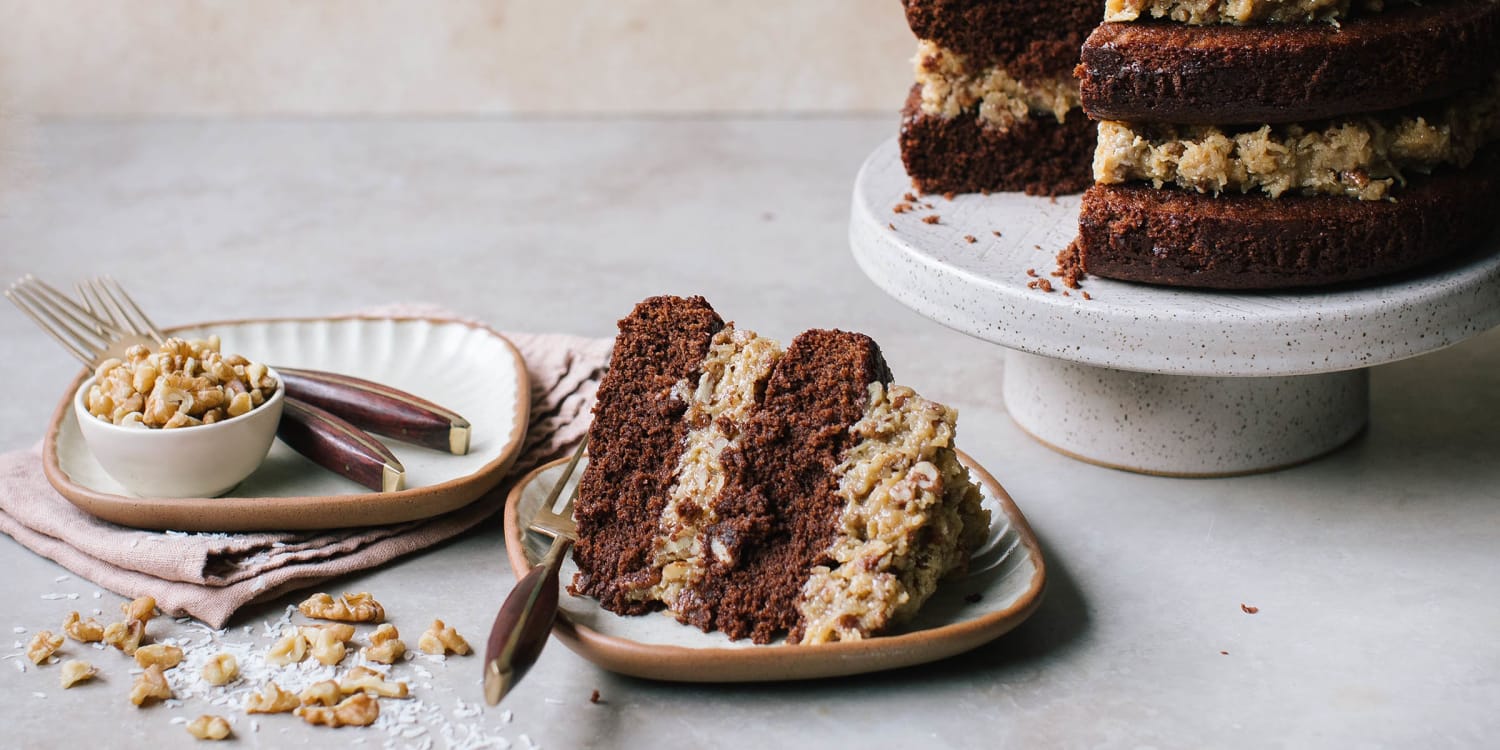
186, 715, 232, 741
245, 681, 299, 714
201, 653, 239, 686
339, 666, 409, 699
307, 627, 347, 666
418, 619, 470, 656
964, 235, 977, 244
301, 623, 356, 642
103, 619, 145, 655
60, 659, 97, 688
299, 679, 341, 707
134, 643, 184, 669
63, 612, 104, 643
296, 692, 379, 728
1241, 603, 1260, 614
26, 630, 64, 665
363, 623, 406, 665
129, 664, 173, 706
298, 592, 385, 623
265, 628, 308, 666
921, 215, 940, 225
122, 596, 158, 623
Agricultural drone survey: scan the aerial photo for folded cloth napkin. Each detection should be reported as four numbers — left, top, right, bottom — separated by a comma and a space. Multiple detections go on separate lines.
0, 313, 611, 628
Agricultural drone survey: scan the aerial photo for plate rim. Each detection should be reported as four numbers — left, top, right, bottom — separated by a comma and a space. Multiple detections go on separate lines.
42, 314, 532, 532
502, 449, 1047, 682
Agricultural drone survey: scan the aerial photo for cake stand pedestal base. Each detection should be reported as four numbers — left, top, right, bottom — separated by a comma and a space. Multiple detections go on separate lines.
1002, 351, 1369, 476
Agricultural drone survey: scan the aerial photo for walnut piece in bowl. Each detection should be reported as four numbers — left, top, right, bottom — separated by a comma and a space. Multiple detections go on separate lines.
72, 337, 284, 498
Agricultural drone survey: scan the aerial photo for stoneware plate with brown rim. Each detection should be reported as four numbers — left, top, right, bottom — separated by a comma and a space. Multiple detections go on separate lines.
44, 316, 530, 532
502, 450, 1045, 682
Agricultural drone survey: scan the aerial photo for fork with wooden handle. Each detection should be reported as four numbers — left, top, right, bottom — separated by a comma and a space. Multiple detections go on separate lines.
484, 436, 587, 706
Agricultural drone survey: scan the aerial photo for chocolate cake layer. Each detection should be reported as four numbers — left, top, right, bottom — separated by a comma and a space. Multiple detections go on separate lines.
1075, 155, 1500, 289
1078, 0, 1500, 125
904, 0, 1104, 83
674, 330, 891, 644
900, 85, 1096, 196
571, 296, 724, 615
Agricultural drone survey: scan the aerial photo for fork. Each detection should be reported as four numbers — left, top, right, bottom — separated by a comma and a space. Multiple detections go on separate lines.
5, 275, 407, 492
483, 435, 586, 706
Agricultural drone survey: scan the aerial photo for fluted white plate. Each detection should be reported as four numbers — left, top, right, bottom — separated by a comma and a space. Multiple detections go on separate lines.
503, 452, 1045, 682
44, 316, 529, 531
850, 138, 1500, 377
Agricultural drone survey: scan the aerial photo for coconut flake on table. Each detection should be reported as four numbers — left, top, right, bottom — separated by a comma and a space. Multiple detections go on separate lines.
12, 626, 24, 634
54, 575, 71, 583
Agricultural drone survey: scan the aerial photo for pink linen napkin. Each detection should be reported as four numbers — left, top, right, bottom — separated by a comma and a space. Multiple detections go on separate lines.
0, 315, 611, 628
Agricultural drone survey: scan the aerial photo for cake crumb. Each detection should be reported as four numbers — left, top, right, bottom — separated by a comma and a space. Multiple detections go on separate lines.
1220, 650, 1229, 655
992, 230, 1001, 237
922, 215, 940, 225
893, 203, 911, 214
1082, 291, 1093, 300
942, 191, 956, 201
963, 593, 982, 604
963, 235, 976, 244
903, 192, 917, 202
887, 222, 896, 231
1063, 291, 1071, 297
1037, 279, 1054, 293
1026, 268, 1038, 278
589, 689, 601, 704
1241, 604, 1259, 614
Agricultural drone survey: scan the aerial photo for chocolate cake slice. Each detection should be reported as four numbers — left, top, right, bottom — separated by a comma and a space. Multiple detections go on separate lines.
898, 0, 1101, 195
571, 296, 989, 644
1070, 0, 1500, 289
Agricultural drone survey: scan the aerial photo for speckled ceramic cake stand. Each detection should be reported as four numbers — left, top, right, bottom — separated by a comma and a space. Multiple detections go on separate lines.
849, 138, 1500, 476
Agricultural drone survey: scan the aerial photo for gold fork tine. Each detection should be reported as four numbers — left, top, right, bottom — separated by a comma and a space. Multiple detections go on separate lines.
5, 282, 106, 366
97, 275, 166, 342
19, 277, 121, 351
535, 434, 587, 535
82, 276, 160, 343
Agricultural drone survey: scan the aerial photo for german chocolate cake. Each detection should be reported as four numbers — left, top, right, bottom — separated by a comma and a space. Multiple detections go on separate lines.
898, 0, 1102, 195
570, 296, 989, 644
1073, 0, 1500, 289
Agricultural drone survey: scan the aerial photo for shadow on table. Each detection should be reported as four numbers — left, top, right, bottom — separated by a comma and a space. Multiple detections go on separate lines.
575, 526, 1088, 742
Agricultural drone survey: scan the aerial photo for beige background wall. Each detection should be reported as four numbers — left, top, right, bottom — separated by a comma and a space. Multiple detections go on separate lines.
0, 1, 917, 117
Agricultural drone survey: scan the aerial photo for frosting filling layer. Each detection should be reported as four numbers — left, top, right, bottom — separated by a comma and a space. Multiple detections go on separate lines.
915, 40, 1082, 130
1104, 0, 1401, 25
797, 383, 989, 644
1094, 79, 1500, 199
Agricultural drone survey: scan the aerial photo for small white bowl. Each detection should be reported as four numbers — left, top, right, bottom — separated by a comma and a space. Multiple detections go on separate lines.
73, 368, 285, 498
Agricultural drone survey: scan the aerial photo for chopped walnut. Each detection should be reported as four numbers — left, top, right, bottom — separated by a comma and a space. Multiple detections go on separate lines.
63, 612, 104, 643
26, 630, 64, 665
362, 623, 405, 664
129, 664, 173, 706
297, 592, 385, 623
265, 628, 308, 666
300, 623, 356, 642
299, 679, 341, 707
186, 715, 232, 741
244, 681, 299, 714
307, 628, 347, 666
59, 659, 97, 688
134, 643, 184, 669
86, 337, 276, 429
201, 653, 239, 686
339, 666, 409, 699
296, 692, 379, 728
102, 619, 145, 655
122, 596, 158, 623
418, 619, 470, 656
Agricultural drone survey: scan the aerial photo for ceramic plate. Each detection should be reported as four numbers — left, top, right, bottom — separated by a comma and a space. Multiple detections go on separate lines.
503, 451, 1045, 681
44, 316, 530, 532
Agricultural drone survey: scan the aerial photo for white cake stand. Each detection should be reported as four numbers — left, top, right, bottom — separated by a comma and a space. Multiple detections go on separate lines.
849, 139, 1500, 476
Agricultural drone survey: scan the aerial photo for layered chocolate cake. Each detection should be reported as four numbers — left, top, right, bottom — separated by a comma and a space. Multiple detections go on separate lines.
571, 296, 989, 644
898, 0, 1101, 195
1071, 0, 1500, 289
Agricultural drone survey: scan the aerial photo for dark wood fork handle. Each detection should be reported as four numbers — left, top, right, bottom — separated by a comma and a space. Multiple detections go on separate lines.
484, 536, 571, 705
277, 398, 406, 492
278, 367, 471, 455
